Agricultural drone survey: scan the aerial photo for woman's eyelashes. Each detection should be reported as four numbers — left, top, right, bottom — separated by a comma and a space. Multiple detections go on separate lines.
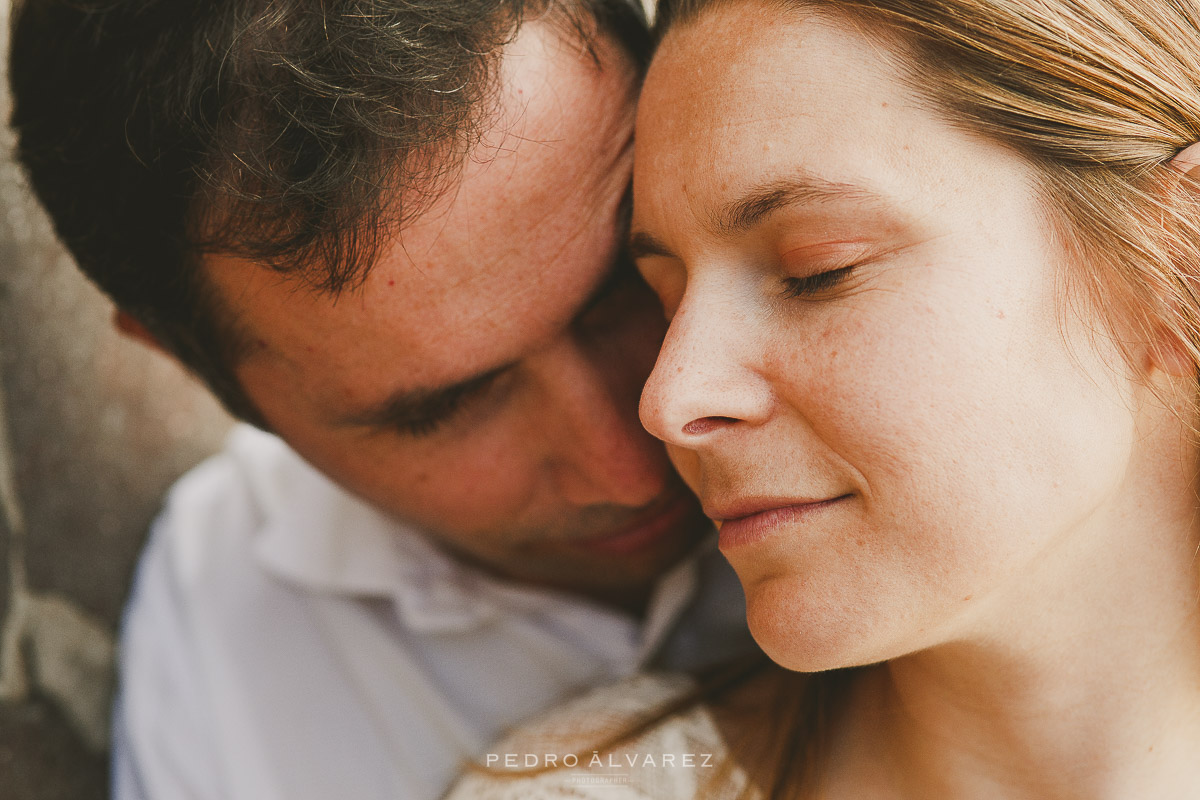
780, 264, 859, 300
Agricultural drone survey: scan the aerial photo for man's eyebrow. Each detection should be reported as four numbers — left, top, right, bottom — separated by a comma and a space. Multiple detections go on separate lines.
334, 363, 513, 429
629, 174, 881, 259
334, 196, 637, 431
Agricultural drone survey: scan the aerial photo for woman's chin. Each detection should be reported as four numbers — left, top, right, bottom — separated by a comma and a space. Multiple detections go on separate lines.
744, 576, 903, 673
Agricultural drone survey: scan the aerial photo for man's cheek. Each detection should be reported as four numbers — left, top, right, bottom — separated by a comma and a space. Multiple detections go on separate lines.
413, 457, 536, 522
665, 446, 703, 496
623, 305, 670, 368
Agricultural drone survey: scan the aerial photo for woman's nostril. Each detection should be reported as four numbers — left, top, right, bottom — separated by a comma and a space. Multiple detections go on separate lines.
682, 416, 737, 436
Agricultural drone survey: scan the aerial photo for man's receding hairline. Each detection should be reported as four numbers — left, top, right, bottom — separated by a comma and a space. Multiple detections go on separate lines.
212, 2, 635, 307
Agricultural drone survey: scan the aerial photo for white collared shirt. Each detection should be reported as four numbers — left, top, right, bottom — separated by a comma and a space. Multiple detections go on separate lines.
111, 425, 752, 800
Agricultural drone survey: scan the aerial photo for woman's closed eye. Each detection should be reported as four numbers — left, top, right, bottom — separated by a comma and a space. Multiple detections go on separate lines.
781, 264, 859, 299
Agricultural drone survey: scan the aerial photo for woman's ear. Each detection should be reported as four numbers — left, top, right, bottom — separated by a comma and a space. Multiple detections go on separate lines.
1147, 144, 1200, 377
1172, 141, 1200, 175
114, 310, 170, 356
1146, 324, 1194, 378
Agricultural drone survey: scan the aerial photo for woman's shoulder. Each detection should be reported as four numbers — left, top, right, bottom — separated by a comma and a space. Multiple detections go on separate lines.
443, 671, 752, 800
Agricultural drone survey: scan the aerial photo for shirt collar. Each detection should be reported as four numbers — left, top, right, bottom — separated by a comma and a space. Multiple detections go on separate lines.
231, 425, 708, 639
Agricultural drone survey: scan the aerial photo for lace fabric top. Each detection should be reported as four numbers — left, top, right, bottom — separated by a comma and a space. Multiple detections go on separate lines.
442, 672, 757, 799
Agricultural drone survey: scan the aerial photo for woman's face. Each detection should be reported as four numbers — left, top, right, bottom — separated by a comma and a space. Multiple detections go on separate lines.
632, 2, 1147, 670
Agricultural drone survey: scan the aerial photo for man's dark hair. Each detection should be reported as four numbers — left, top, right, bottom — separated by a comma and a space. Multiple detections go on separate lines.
8, 0, 649, 425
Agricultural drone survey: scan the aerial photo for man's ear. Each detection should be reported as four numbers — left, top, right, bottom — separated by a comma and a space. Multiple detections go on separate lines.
114, 310, 170, 356
1147, 143, 1200, 377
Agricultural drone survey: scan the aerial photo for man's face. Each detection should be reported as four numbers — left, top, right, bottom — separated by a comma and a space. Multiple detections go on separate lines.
204, 19, 706, 605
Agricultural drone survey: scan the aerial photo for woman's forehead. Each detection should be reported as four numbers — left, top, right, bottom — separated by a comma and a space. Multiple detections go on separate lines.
633, 6, 1013, 237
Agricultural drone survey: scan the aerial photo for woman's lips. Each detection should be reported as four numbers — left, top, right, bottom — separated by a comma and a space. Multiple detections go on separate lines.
710, 495, 851, 550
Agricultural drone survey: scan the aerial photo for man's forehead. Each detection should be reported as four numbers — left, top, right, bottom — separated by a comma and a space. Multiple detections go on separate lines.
206, 17, 638, 414
207, 213, 604, 386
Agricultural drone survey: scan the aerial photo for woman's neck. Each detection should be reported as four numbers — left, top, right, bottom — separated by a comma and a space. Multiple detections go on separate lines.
849, 625, 1200, 799
828, 419, 1200, 799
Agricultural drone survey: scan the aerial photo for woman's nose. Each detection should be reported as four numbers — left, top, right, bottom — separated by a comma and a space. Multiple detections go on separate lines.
639, 288, 773, 447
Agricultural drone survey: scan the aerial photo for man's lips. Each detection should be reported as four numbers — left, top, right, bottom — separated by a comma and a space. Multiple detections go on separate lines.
572, 492, 702, 557
708, 494, 851, 550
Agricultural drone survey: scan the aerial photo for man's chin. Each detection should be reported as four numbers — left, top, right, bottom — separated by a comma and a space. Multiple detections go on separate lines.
513, 533, 702, 614
568, 490, 707, 559
432, 492, 712, 603
543, 502, 713, 597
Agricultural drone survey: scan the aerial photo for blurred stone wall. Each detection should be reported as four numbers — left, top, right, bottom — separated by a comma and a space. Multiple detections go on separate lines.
0, 2, 235, 795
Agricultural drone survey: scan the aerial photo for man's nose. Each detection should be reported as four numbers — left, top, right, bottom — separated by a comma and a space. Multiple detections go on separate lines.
538, 339, 672, 508
639, 285, 773, 448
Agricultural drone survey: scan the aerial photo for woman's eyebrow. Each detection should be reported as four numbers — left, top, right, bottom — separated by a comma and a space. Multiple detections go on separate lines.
629, 174, 886, 259
714, 175, 882, 235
